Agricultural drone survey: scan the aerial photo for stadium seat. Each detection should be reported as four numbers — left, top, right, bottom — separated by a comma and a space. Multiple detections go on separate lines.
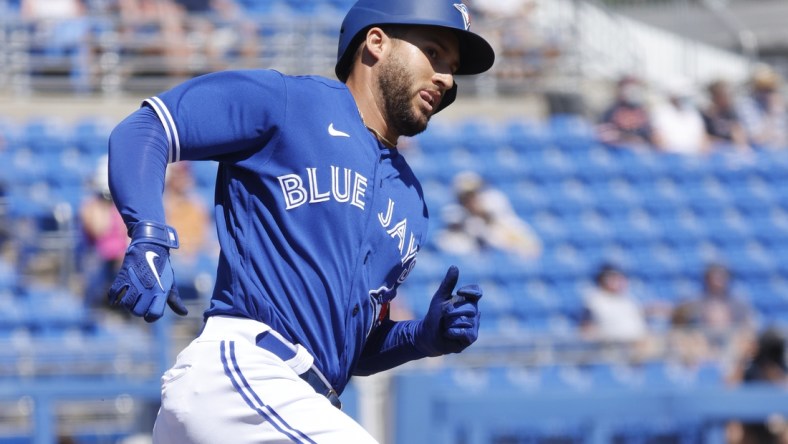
539, 364, 593, 391
590, 179, 643, 217
457, 119, 504, 154
503, 118, 552, 151
548, 114, 596, 150
22, 117, 70, 155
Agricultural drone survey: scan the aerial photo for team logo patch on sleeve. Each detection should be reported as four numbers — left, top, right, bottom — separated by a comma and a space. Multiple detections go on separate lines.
367, 285, 396, 336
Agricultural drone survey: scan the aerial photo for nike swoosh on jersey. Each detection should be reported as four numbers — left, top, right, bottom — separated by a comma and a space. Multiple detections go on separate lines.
328, 123, 350, 138
145, 251, 164, 290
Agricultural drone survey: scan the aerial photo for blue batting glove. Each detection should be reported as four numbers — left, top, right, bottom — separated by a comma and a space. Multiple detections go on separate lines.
416, 266, 483, 357
108, 221, 188, 322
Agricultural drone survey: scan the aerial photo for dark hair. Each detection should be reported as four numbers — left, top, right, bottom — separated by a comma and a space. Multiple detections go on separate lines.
594, 263, 622, 285
754, 328, 786, 370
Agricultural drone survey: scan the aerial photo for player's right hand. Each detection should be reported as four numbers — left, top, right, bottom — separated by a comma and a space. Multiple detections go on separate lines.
416, 266, 483, 357
107, 221, 188, 322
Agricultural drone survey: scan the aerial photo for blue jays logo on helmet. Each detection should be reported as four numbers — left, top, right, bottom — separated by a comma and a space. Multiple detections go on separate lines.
335, 0, 496, 112
453, 3, 471, 31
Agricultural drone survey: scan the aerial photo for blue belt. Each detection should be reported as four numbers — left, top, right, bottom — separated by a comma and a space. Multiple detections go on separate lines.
255, 331, 342, 410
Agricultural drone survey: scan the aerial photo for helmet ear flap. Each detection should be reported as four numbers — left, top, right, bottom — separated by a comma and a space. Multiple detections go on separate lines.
435, 82, 457, 114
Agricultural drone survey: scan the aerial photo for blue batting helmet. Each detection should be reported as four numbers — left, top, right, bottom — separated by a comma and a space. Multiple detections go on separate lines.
335, 0, 495, 112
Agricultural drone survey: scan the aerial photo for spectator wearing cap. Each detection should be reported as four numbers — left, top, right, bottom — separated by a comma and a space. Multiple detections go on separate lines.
736, 64, 787, 150
701, 79, 751, 151
435, 171, 542, 260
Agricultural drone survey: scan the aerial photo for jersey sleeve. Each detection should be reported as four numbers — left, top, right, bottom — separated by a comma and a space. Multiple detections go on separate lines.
145, 69, 288, 162
108, 69, 286, 230
352, 318, 427, 376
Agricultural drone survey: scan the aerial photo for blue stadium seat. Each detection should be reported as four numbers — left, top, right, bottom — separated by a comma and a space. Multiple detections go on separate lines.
608, 210, 660, 247
638, 177, 688, 208
659, 152, 712, 183
614, 150, 668, 185
721, 244, 778, 278
518, 147, 576, 183
71, 116, 112, 157
562, 211, 615, 248
683, 182, 732, 219
539, 364, 593, 391
507, 180, 552, 215
529, 210, 569, 245
236, 0, 280, 15
725, 182, 779, 216
22, 117, 70, 155
590, 179, 643, 217
481, 147, 530, 185
548, 114, 596, 150
503, 118, 552, 151
457, 120, 504, 154
413, 120, 458, 154
693, 362, 725, 387
588, 363, 645, 390
5, 149, 49, 186
754, 149, 788, 183
22, 287, 89, 333
570, 145, 624, 183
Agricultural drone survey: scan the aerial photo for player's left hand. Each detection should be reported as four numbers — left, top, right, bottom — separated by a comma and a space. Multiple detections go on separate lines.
416, 266, 483, 357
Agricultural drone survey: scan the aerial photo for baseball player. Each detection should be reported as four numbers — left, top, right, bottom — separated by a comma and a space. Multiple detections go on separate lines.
106, 1, 495, 442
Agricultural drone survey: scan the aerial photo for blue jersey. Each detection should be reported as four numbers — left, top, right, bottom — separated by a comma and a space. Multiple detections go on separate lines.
144, 70, 429, 393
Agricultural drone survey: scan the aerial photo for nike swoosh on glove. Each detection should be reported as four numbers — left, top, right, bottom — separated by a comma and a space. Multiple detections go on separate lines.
108, 242, 188, 322
416, 266, 483, 357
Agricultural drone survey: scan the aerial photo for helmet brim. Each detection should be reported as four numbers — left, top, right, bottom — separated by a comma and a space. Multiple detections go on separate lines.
454, 29, 495, 76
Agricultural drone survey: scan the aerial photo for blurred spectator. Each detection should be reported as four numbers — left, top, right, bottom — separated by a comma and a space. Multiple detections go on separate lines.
164, 161, 211, 261
727, 328, 788, 444
737, 64, 787, 150
164, 162, 213, 300
78, 155, 128, 310
435, 171, 542, 260
742, 328, 787, 384
20, 0, 94, 92
580, 263, 667, 359
172, 0, 211, 12
469, 0, 561, 81
434, 204, 480, 256
597, 75, 660, 148
188, 0, 260, 70
671, 263, 757, 358
115, 0, 192, 78
651, 78, 711, 155
701, 79, 751, 151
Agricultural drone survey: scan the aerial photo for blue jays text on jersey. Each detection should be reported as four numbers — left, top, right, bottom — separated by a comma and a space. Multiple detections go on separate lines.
136, 69, 430, 394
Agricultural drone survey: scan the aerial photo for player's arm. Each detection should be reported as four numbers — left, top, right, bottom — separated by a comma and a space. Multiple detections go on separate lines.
353, 266, 482, 376
106, 105, 186, 322
106, 70, 285, 321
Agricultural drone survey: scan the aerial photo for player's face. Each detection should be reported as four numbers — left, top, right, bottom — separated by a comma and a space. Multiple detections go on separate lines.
378, 27, 460, 137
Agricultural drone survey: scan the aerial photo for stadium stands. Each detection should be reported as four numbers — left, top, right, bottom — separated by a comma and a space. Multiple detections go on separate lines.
1, 111, 788, 441
1, 1, 788, 442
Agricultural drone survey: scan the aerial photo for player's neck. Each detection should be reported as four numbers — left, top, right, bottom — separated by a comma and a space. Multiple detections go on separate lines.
363, 121, 397, 148
346, 78, 399, 148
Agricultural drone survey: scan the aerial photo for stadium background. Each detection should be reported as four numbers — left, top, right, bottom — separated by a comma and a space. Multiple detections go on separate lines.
1, 0, 788, 443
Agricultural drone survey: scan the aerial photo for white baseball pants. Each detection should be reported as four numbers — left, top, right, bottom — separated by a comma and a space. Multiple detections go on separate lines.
151, 316, 378, 444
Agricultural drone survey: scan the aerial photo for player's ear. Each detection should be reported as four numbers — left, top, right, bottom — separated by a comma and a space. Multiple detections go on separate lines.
363, 27, 388, 63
